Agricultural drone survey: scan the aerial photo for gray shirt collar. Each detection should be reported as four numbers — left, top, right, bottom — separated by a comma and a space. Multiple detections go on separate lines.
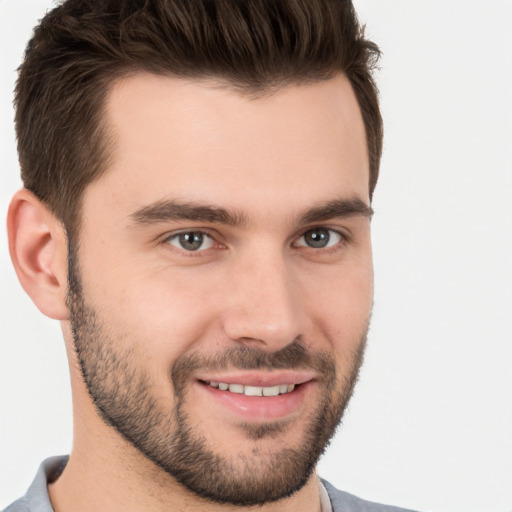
3, 456, 68, 512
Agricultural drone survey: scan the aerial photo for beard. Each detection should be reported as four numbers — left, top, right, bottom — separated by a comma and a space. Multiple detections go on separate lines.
66, 244, 368, 506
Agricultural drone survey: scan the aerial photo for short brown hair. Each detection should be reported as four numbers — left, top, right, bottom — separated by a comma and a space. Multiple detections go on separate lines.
15, 0, 382, 238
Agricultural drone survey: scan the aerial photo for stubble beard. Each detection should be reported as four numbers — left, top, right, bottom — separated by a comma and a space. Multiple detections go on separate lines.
66, 245, 368, 506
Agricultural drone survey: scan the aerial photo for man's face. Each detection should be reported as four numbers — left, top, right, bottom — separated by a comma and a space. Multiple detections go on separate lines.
68, 73, 373, 505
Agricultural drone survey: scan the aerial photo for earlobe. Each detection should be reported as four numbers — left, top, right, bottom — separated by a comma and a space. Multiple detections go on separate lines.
7, 188, 70, 320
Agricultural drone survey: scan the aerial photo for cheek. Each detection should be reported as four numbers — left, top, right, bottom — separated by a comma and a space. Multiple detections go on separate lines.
104, 266, 225, 358
308, 263, 373, 349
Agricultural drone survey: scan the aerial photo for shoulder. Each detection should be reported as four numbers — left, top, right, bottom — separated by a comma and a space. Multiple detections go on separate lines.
2, 456, 68, 512
2, 497, 29, 512
322, 479, 420, 512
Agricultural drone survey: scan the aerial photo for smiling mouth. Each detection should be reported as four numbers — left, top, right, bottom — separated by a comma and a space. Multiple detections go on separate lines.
201, 380, 296, 397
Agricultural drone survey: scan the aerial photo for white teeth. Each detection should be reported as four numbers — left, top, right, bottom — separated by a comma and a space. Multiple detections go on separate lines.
207, 381, 296, 396
244, 386, 263, 396
228, 383, 244, 394
262, 385, 280, 397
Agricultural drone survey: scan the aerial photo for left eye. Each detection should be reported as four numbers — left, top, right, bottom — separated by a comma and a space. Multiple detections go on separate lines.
295, 228, 343, 249
166, 231, 214, 252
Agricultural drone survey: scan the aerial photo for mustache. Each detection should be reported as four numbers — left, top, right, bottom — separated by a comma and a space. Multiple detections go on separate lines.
171, 339, 337, 392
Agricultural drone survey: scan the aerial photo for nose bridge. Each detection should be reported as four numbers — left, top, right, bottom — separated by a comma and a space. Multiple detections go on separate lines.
222, 246, 306, 349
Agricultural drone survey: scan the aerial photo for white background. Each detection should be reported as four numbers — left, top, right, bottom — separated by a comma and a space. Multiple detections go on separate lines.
1, 1, 511, 511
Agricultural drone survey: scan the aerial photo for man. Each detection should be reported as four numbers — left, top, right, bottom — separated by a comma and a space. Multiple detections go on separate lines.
4, 1, 416, 511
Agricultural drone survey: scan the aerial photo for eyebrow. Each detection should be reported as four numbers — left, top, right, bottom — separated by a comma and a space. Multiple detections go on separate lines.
129, 197, 372, 227
298, 197, 373, 224
129, 199, 248, 227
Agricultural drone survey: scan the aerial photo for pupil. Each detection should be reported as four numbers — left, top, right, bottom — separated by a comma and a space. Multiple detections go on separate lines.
179, 232, 203, 251
305, 229, 329, 248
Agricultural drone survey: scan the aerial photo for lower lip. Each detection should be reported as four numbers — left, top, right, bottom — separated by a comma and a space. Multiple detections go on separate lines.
197, 381, 313, 422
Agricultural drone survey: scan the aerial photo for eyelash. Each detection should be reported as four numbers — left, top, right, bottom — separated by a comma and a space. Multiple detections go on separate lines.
163, 230, 221, 255
293, 227, 346, 252
161, 227, 348, 256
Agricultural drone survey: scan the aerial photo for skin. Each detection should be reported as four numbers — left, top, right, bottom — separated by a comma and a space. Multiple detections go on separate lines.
8, 72, 373, 512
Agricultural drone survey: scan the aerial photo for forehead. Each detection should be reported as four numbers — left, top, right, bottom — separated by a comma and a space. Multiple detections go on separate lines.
86, 72, 369, 222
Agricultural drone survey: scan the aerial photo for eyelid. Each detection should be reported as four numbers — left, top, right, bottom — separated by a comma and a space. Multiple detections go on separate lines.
292, 226, 347, 249
161, 228, 225, 254
161, 227, 219, 242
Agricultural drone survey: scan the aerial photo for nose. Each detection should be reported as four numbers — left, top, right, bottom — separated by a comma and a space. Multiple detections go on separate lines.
221, 250, 310, 351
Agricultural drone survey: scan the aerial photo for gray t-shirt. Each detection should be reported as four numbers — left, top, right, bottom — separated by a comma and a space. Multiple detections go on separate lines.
3, 456, 419, 512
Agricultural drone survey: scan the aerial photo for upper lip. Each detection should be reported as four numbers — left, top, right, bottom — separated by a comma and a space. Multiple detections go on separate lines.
196, 370, 317, 387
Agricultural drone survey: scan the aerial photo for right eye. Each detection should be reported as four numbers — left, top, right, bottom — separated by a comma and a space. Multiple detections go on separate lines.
165, 231, 215, 252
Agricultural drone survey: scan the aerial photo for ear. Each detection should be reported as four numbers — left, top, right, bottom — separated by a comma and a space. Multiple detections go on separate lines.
7, 188, 69, 320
